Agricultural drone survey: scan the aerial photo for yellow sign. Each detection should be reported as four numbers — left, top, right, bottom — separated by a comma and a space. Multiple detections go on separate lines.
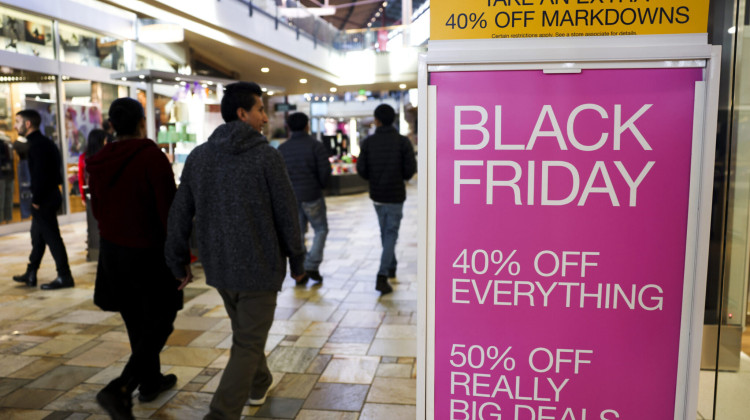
431, 0, 709, 40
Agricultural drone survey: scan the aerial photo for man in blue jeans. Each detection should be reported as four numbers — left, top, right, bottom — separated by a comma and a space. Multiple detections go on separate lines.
356, 104, 417, 294
279, 112, 331, 284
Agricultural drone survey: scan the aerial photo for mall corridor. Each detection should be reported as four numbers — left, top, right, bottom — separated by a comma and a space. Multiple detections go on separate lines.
0, 182, 418, 419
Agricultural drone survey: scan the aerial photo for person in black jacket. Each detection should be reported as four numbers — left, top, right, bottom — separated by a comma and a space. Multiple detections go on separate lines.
278, 112, 331, 284
11, 109, 74, 290
356, 104, 416, 294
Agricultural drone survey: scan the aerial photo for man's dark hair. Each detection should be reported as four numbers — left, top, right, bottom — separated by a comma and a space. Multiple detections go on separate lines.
86, 129, 109, 157
286, 112, 309, 132
108, 98, 145, 136
374, 104, 396, 126
16, 110, 41, 129
221, 82, 263, 123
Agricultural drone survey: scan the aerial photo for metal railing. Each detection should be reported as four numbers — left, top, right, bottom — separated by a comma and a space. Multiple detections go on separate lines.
229, 0, 429, 51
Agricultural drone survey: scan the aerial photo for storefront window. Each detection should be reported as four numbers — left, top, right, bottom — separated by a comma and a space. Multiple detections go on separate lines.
0, 6, 54, 60
0, 68, 58, 224
58, 23, 125, 71
62, 79, 121, 214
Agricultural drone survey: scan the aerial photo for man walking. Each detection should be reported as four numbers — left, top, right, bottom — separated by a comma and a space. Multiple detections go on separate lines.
165, 82, 306, 420
356, 104, 416, 295
278, 112, 331, 284
11, 110, 74, 289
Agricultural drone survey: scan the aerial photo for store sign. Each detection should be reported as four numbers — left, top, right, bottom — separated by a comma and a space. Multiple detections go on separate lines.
431, 0, 709, 40
274, 103, 297, 112
432, 68, 702, 419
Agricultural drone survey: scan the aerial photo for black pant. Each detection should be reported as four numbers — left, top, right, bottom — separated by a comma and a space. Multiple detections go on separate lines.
28, 199, 70, 275
117, 303, 176, 394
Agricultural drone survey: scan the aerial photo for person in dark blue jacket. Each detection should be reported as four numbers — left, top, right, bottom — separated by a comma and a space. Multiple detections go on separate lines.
278, 112, 331, 284
356, 104, 416, 294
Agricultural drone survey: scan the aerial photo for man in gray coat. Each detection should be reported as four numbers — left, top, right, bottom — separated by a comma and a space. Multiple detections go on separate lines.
165, 82, 306, 419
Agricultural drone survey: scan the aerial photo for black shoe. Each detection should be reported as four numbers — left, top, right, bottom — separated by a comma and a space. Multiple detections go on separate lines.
387, 268, 396, 278
138, 374, 177, 402
96, 387, 134, 420
307, 270, 323, 283
295, 274, 309, 287
40, 274, 74, 290
12, 269, 37, 287
375, 275, 393, 295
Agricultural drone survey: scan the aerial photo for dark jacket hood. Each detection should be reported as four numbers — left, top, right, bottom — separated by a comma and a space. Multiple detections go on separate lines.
208, 120, 267, 155
86, 138, 154, 183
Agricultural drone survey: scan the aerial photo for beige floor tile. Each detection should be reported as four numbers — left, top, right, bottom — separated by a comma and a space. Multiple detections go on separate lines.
267, 347, 320, 373
152, 391, 212, 419
294, 336, 329, 348
375, 325, 417, 339
272, 373, 318, 399
0, 388, 64, 409
301, 322, 337, 337
188, 330, 231, 348
0, 355, 38, 376
165, 329, 204, 346
159, 346, 224, 367
54, 310, 116, 325
360, 402, 416, 420
0, 408, 51, 420
320, 342, 370, 356
21, 334, 97, 357
296, 409, 359, 420
173, 315, 223, 331
367, 338, 417, 358
269, 320, 313, 336
366, 377, 416, 405
376, 363, 413, 378
319, 355, 380, 384
64, 341, 131, 367
7, 357, 63, 380
338, 310, 384, 328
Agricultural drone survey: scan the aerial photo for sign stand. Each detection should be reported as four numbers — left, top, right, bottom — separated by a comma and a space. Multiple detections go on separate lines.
417, 34, 720, 420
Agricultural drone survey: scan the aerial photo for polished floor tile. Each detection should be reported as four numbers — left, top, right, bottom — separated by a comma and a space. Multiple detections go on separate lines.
0, 183, 419, 418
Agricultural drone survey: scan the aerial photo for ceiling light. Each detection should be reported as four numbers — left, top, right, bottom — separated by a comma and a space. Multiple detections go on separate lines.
330, 87, 337, 92
261, 67, 270, 73
175, 77, 181, 81
383, 1, 388, 6
367, 23, 372, 27
300, 78, 308, 84
399, 83, 407, 89
121, 77, 127, 81
156, 79, 163, 83
314, 96, 319, 101
138, 74, 145, 79
268, 91, 274, 95
261, 87, 267, 92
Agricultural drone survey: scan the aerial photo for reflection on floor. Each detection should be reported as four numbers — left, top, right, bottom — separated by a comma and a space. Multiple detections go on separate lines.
0, 183, 418, 419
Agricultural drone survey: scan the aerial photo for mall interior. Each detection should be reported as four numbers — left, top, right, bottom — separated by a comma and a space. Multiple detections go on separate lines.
0, 0, 747, 419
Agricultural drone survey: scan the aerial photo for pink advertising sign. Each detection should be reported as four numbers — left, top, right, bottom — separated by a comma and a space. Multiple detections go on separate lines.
432, 68, 702, 419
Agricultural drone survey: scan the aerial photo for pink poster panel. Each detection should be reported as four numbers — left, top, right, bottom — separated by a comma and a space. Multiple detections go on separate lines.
432, 68, 702, 420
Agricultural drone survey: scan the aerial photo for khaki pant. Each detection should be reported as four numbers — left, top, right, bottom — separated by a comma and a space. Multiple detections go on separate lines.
205, 289, 277, 420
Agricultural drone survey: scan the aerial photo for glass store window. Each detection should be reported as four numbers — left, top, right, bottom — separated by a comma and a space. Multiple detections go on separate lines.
0, 6, 54, 60
58, 23, 125, 71
61, 79, 123, 214
0, 68, 58, 225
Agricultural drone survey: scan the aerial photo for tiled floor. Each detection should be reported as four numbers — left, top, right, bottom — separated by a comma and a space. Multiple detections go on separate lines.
0, 182, 418, 419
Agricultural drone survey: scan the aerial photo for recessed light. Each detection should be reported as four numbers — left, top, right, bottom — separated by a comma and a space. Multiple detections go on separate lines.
268, 91, 274, 95
121, 77, 127, 81
330, 87, 337, 92
261, 67, 270, 73
138, 75, 145, 79
399, 83, 407, 89
300, 78, 308, 84
175, 77, 181, 81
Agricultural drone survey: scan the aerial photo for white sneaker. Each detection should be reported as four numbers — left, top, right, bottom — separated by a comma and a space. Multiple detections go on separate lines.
248, 390, 267, 406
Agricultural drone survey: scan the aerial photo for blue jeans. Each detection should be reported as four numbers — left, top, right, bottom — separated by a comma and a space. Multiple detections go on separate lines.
299, 197, 328, 271
374, 202, 403, 277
